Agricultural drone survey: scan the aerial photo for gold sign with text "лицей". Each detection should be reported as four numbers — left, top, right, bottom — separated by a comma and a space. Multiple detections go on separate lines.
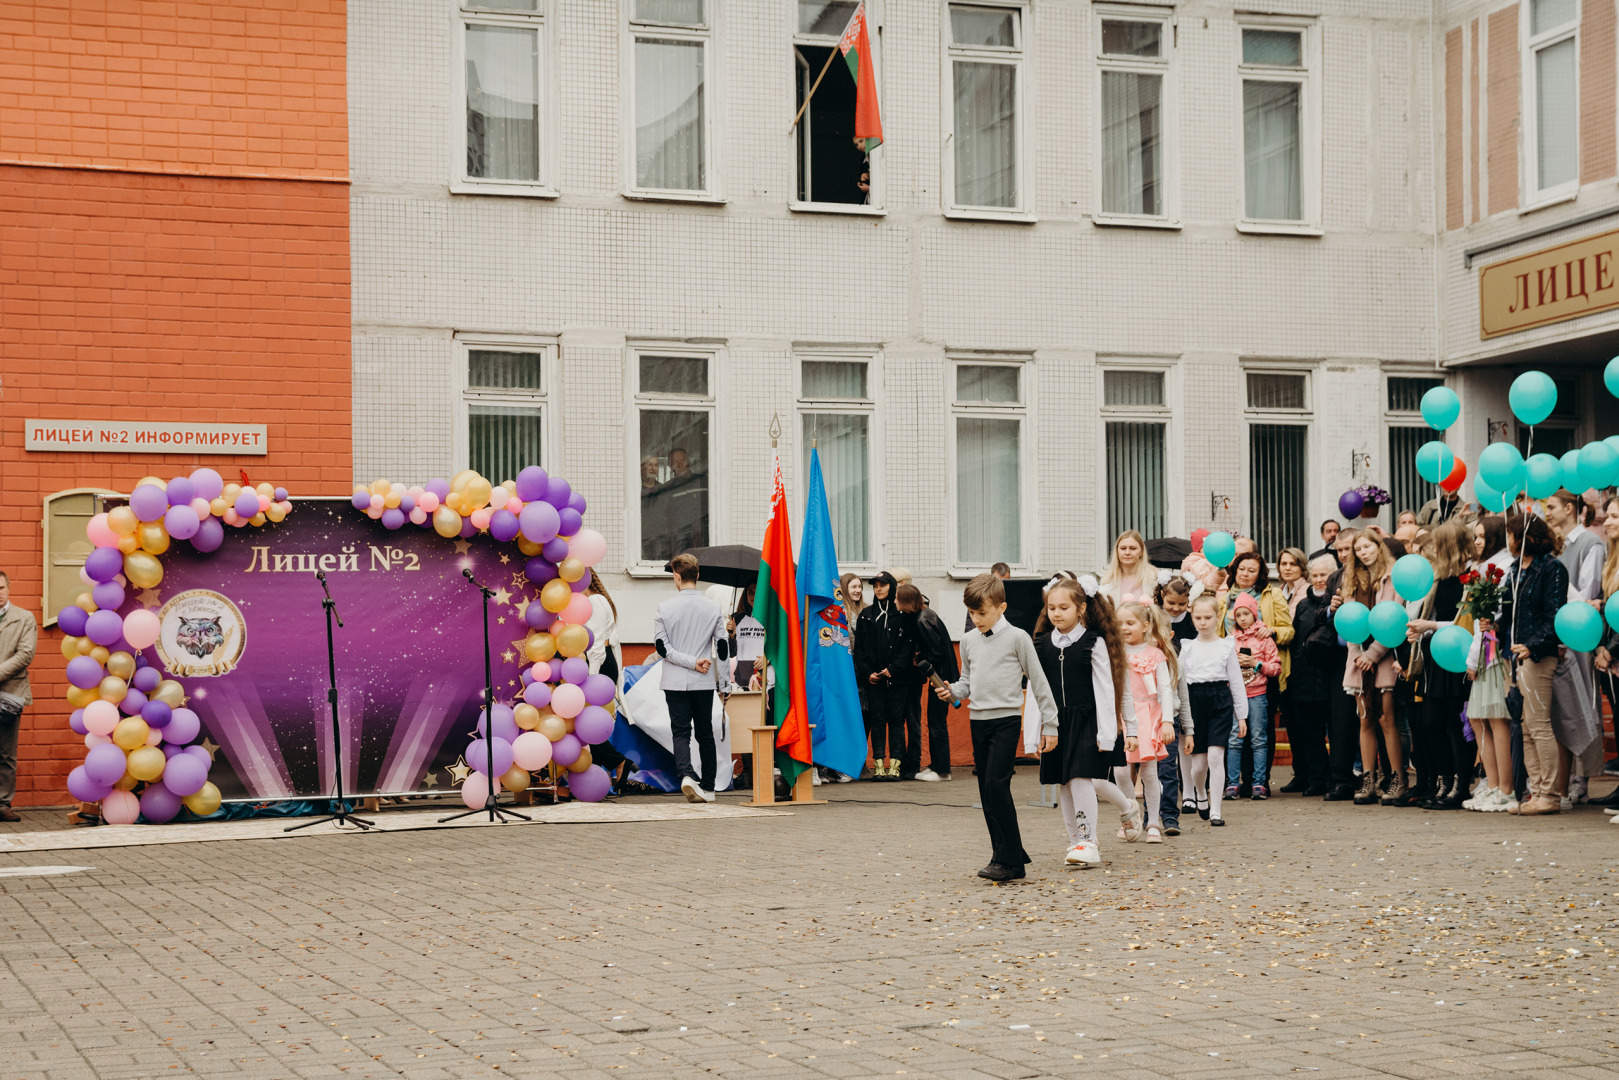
1479, 226, 1619, 338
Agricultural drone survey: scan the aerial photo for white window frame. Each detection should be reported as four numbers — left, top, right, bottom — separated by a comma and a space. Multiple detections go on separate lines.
1382, 371, 1447, 517
1093, 5, 1178, 229
625, 343, 725, 574
623, 1, 723, 204
1521, 0, 1580, 210
947, 356, 1033, 574
795, 350, 883, 568
789, 0, 886, 217
941, 1, 1033, 222
1096, 358, 1181, 558
453, 333, 557, 477
1241, 364, 1314, 552
1235, 16, 1321, 236
452, 1, 557, 198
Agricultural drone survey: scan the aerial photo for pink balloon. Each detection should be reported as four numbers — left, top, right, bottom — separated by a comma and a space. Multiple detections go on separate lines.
83, 700, 119, 736
257, 494, 271, 512
461, 773, 492, 810
505, 496, 523, 514
511, 730, 554, 771
85, 732, 111, 748
530, 661, 552, 683
145, 726, 164, 746
470, 508, 492, 530
122, 609, 161, 650
419, 492, 440, 513
550, 682, 586, 719
408, 508, 428, 525
569, 528, 607, 567
560, 592, 593, 626
190, 496, 212, 519
101, 789, 140, 825
86, 512, 120, 548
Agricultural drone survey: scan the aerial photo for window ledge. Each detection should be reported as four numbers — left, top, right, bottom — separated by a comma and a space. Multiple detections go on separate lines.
947, 566, 1032, 581
625, 564, 676, 579
623, 190, 728, 206
944, 207, 1038, 224
789, 201, 886, 217
1093, 214, 1181, 231
449, 181, 559, 199
1519, 190, 1579, 216
1236, 221, 1324, 237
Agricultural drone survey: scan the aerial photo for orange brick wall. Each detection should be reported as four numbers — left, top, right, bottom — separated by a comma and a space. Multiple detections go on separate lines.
1581, 0, 1618, 185
0, 164, 352, 806
0, 0, 346, 179
1486, 5, 1520, 217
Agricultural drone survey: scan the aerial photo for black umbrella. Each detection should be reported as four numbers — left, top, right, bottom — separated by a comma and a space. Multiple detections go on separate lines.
664, 545, 763, 588
1146, 536, 1192, 569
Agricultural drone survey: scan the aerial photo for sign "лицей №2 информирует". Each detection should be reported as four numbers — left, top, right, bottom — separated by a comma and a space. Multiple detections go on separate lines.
25, 420, 268, 455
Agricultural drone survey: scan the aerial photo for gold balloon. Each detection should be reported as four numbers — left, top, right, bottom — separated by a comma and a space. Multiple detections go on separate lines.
137, 521, 171, 554
266, 504, 288, 523
567, 746, 593, 774
557, 557, 586, 584
537, 712, 567, 742
153, 680, 186, 708
106, 651, 136, 680
501, 764, 531, 793
209, 497, 228, 517
249, 512, 266, 527
127, 745, 166, 782
561, 715, 575, 735
432, 505, 463, 538
524, 633, 556, 663
514, 703, 541, 731
451, 470, 476, 494
383, 490, 402, 509
113, 772, 139, 791
223, 483, 241, 502
112, 716, 149, 750
444, 491, 464, 513
540, 579, 571, 614
76, 637, 97, 656
370, 478, 390, 496
107, 505, 139, 536
256, 482, 274, 497
464, 477, 492, 511
75, 590, 96, 612
65, 685, 96, 708
116, 534, 140, 554
516, 535, 543, 557
124, 551, 164, 589
88, 645, 110, 664
136, 475, 166, 491
60, 635, 82, 660
555, 624, 589, 659
183, 781, 221, 816
98, 675, 129, 703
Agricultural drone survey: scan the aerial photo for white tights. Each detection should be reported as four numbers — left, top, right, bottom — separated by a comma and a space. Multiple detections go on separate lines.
1184, 748, 1227, 820
1058, 773, 1134, 846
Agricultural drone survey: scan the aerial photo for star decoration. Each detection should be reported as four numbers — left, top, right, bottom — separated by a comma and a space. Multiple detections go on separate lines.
199, 737, 221, 762
492, 586, 512, 607
501, 649, 516, 663
137, 588, 163, 610
447, 756, 472, 785
453, 540, 472, 555
420, 770, 438, 788
497, 616, 507, 625
498, 553, 511, 565
513, 597, 531, 622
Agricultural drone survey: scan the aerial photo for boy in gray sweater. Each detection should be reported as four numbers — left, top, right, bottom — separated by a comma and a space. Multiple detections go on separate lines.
938, 574, 1058, 881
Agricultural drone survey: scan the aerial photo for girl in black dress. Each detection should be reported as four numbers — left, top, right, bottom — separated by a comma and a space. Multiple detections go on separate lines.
1405, 519, 1473, 809
1034, 576, 1140, 867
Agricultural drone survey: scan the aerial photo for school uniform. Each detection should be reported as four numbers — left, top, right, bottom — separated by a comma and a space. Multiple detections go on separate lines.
1158, 612, 1195, 829
1033, 627, 1131, 785
1177, 637, 1248, 753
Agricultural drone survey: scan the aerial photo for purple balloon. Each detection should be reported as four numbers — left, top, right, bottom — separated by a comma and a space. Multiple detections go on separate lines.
162, 743, 186, 759
91, 581, 125, 611
131, 667, 161, 694
141, 700, 173, 728
525, 556, 558, 586
118, 689, 147, 716
189, 468, 224, 501
181, 744, 211, 764
520, 669, 535, 687
66, 656, 105, 689
57, 605, 90, 637
573, 705, 614, 744
85, 609, 124, 647
381, 507, 406, 530
570, 570, 593, 593
557, 508, 583, 537
165, 708, 201, 745
135, 653, 148, 669
489, 508, 520, 542
164, 503, 202, 540
567, 764, 612, 802
566, 491, 587, 515
559, 657, 590, 685
543, 477, 572, 508
519, 501, 560, 544
84, 546, 125, 583
1338, 490, 1365, 520
233, 491, 261, 518
191, 516, 225, 553
424, 477, 451, 500
541, 537, 570, 563
523, 681, 552, 709
525, 603, 555, 631
66, 765, 114, 803
550, 733, 582, 768
129, 484, 169, 523
69, 709, 88, 736
273, 487, 287, 501
160, 752, 209, 796
351, 489, 371, 511
515, 466, 549, 502
476, 704, 520, 743
458, 516, 478, 538
582, 674, 616, 708
84, 743, 128, 785
398, 494, 416, 514
140, 784, 184, 823
466, 736, 515, 778
166, 476, 196, 506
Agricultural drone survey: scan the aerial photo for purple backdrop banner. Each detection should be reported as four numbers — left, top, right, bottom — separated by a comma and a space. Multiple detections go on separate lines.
147, 499, 539, 801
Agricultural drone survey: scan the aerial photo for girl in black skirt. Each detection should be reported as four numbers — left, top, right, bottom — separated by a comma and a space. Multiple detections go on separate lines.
1175, 594, 1249, 826
1034, 576, 1140, 867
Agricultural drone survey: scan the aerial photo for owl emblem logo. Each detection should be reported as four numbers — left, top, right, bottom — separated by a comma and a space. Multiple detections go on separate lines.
156, 590, 246, 678
176, 617, 226, 659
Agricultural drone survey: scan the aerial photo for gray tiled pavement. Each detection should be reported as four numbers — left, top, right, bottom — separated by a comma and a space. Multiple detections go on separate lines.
2, 768, 1618, 1079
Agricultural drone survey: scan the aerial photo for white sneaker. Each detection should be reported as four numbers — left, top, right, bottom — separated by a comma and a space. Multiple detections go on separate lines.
833, 771, 854, 784
1603, 804, 1619, 815
1500, 795, 1520, 814
681, 777, 703, 804
700, 786, 715, 803
1463, 786, 1494, 811
915, 768, 948, 782
1120, 799, 1144, 842
1560, 794, 1574, 812
1065, 841, 1101, 866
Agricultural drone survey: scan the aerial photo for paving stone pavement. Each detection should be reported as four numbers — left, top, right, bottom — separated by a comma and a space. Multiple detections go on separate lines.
2, 768, 1618, 1079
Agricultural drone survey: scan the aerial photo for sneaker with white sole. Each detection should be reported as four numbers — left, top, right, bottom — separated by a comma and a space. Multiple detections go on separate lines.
915, 768, 949, 782
700, 786, 716, 803
1120, 799, 1144, 842
681, 777, 704, 803
1065, 841, 1101, 866
1560, 794, 1574, 812
1463, 786, 1494, 811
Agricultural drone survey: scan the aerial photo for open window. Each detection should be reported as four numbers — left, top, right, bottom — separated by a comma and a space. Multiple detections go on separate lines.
795, 2, 875, 208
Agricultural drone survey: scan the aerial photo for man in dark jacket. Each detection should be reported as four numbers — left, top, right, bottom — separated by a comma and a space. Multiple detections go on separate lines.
1322, 530, 1360, 800
1286, 555, 1340, 796
854, 572, 913, 780
910, 587, 960, 781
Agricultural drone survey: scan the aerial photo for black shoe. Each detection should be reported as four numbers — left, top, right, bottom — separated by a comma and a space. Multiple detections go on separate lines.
0, 807, 18, 823
1304, 784, 1330, 797
1198, 803, 1211, 820
1590, 786, 1619, 807
1237, 785, 1251, 799
1279, 777, 1307, 794
1325, 784, 1355, 801
1181, 799, 1197, 816
1209, 816, 1226, 827
977, 862, 1026, 882
1163, 823, 1180, 836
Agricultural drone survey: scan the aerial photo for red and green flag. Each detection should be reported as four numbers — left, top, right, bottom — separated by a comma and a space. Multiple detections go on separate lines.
751, 450, 813, 785
838, 2, 883, 151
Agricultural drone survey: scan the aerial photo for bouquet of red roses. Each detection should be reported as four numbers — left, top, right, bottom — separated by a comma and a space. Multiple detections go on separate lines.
1459, 563, 1506, 621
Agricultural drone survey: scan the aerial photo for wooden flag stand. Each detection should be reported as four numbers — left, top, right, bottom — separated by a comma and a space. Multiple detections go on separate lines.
738, 663, 824, 808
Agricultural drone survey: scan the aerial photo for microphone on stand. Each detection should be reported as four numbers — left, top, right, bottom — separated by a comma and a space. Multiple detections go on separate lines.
917, 659, 961, 708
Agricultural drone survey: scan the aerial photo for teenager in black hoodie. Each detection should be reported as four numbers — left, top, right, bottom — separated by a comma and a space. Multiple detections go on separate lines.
910, 586, 960, 781
854, 572, 913, 779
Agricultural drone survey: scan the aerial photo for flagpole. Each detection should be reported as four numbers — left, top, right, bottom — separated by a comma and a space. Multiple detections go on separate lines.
789, 45, 841, 134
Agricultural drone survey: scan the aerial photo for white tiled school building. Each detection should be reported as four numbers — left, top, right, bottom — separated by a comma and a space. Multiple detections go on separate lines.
349, 0, 1619, 639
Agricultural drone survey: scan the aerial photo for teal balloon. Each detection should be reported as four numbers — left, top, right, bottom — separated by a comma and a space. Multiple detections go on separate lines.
1576, 440, 1619, 490
1607, 435, 1619, 457
1477, 441, 1525, 494
1555, 602, 1603, 653
1606, 356, 1619, 398
1509, 371, 1558, 426
1609, 599, 1619, 635
1415, 440, 1455, 484
1420, 386, 1460, 430
1369, 601, 1410, 648
1474, 478, 1513, 513
1203, 530, 1236, 568
1335, 601, 1371, 644
1391, 554, 1434, 602
1430, 624, 1473, 674
1561, 449, 1584, 487
1525, 453, 1563, 499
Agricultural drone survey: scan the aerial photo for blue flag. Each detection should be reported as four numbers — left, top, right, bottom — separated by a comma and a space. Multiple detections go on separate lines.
797, 449, 868, 778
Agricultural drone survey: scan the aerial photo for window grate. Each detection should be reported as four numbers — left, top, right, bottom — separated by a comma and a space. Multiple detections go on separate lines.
1388, 426, 1429, 522
1250, 424, 1307, 555
1387, 377, 1443, 413
1106, 422, 1166, 542
1246, 372, 1306, 410
1104, 370, 1165, 407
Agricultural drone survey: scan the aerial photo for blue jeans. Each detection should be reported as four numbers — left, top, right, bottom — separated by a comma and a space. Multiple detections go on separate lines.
1226, 693, 1270, 790
1158, 720, 1182, 827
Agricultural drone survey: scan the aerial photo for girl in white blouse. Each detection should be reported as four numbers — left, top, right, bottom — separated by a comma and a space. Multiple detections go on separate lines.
1176, 594, 1249, 827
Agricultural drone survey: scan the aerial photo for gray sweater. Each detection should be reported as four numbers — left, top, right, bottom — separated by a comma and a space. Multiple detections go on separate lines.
948, 619, 1060, 736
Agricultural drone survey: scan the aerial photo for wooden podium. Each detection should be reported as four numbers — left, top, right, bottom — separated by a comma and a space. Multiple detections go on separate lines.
726, 689, 824, 807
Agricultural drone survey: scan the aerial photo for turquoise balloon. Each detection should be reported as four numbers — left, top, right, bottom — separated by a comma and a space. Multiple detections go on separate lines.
1609, 599, 1619, 635
1576, 440, 1619, 490
1430, 624, 1473, 674
1420, 386, 1460, 430
1391, 554, 1434, 602
1525, 453, 1563, 498
1607, 435, 1619, 457
1510, 370, 1558, 426
1203, 530, 1236, 568
1606, 356, 1619, 398
1477, 441, 1525, 494
1335, 601, 1371, 644
1474, 478, 1513, 513
1415, 440, 1455, 484
1555, 602, 1603, 653
1561, 449, 1584, 487
1369, 601, 1410, 648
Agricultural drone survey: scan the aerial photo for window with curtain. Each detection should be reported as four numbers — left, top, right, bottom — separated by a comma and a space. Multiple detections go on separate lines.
1103, 368, 1169, 545
463, 346, 548, 485
1240, 27, 1307, 222
801, 358, 873, 562
636, 352, 713, 563
463, 11, 543, 185
1527, 0, 1578, 200
948, 5, 1021, 210
1098, 16, 1168, 219
953, 362, 1023, 565
632, 2, 708, 193
1250, 424, 1308, 556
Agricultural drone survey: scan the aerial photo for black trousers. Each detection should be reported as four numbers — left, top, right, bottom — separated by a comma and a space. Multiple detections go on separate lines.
665, 689, 716, 790
971, 714, 1028, 867
925, 693, 953, 775
899, 678, 923, 776
1328, 686, 1360, 789
1416, 692, 1466, 781
1289, 693, 1331, 790
868, 681, 907, 763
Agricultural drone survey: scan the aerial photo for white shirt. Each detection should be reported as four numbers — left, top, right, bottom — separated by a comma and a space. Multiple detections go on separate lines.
1047, 624, 1137, 746
1175, 636, 1249, 728
1564, 524, 1604, 603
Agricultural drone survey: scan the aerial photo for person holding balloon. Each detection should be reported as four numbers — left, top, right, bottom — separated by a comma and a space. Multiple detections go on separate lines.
1339, 531, 1407, 806
1402, 521, 1473, 810
1546, 489, 1607, 807
1461, 516, 1515, 812
1594, 495, 1619, 808
1499, 513, 1570, 816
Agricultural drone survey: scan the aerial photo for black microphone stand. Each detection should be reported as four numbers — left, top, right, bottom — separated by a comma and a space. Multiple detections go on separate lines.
440, 568, 530, 824
287, 571, 374, 831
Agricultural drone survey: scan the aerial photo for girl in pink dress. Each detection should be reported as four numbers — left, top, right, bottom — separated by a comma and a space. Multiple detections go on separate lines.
1118, 602, 1180, 843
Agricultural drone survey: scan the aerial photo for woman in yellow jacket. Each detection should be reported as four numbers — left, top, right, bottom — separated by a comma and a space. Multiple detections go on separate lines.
1215, 551, 1294, 797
